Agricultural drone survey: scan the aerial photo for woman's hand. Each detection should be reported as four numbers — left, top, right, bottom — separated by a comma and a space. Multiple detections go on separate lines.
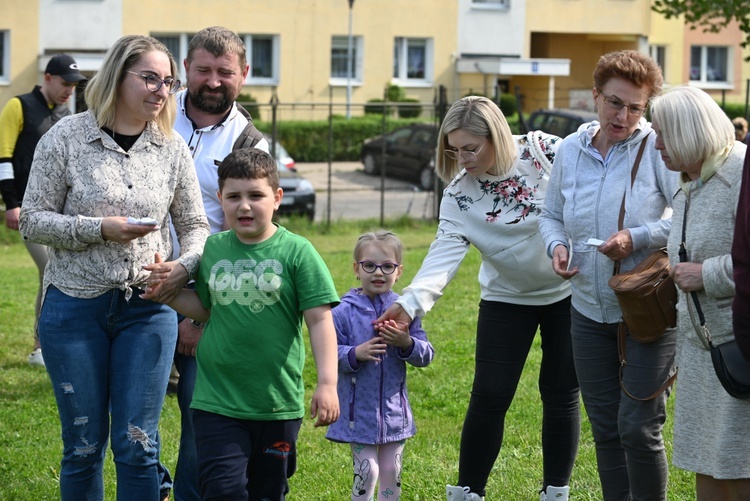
599, 229, 633, 261
142, 252, 189, 303
671, 262, 704, 292
101, 216, 159, 244
354, 336, 387, 362
377, 319, 414, 350
552, 244, 578, 279
374, 302, 412, 328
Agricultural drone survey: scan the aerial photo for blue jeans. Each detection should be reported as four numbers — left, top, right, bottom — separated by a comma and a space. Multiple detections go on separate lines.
39, 285, 177, 501
457, 297, 580, 496
571, 307, 676, 501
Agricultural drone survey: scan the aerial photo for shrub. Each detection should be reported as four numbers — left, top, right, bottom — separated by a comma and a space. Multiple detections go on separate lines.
398, 98, 422, 118
498, 93, 518, 117
364, 98, 387, 115
385, 84, 406, 103
237, 93, 261, 121
255, 116, 437, 162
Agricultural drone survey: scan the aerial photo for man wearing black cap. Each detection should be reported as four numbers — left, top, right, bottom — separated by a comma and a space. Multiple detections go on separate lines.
0, 53, 86, 367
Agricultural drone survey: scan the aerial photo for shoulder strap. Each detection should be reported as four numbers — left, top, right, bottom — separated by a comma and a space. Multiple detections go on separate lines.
232, 104, 264, 151
614, 132, 652, 275
617, 323, 677, 401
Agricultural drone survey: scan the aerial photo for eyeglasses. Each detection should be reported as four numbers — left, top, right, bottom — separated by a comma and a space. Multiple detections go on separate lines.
599, 92, 646, 117
357, 261, 399, 275
126, 71, 181, 95
444, 138, 488, 162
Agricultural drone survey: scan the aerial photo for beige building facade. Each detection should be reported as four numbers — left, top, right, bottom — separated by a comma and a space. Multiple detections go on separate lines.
1, 0, 749, 118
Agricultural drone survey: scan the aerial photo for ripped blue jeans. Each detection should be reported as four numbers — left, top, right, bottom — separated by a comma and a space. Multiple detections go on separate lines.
39, 285, 177, 501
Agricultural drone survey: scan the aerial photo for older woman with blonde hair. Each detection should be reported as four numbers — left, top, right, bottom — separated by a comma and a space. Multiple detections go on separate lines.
19, 35, 209, 500
379, 96, 579, 501
651, 85, 750, 501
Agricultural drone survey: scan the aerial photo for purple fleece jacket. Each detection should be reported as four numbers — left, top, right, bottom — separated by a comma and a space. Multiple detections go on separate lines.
325, 288, 434, 445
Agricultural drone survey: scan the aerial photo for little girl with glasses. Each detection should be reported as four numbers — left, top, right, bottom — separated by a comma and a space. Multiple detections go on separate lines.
326, 230, 434, 501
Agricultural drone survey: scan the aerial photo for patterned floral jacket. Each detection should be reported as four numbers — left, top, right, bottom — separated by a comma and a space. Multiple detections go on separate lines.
19, 111, 209, 300
398, 131, 571, 319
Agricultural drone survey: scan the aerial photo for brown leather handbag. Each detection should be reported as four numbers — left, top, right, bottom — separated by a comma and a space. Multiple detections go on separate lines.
608, 249, 677, 343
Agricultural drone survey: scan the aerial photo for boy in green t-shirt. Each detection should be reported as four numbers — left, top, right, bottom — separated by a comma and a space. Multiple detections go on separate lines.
143, 148, 340, 499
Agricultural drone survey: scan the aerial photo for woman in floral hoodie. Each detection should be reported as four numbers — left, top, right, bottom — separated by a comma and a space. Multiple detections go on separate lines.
326, 230, 434, 501
378, 96, 577, 501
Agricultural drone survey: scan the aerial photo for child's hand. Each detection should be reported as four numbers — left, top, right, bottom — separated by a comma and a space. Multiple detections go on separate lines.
377, 319, 413, 350
310, 383, 339, 427
355, 337, 387, 362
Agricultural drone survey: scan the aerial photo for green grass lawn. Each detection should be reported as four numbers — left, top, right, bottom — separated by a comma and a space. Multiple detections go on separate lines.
0, 217, 694, 500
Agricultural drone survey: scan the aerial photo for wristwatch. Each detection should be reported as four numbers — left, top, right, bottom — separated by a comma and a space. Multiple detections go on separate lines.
190, 319, 204, 328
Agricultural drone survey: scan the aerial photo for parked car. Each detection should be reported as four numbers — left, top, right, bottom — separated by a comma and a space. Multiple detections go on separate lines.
360, 123, 439, 191
525, 108, 598, 138
264, 133, 295, 171
276, 160, 316, 221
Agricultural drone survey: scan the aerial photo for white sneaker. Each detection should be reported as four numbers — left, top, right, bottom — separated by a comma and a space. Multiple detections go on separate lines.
540, 485, 570, 501
446, 484, 484, 501
28, 348, 45, 367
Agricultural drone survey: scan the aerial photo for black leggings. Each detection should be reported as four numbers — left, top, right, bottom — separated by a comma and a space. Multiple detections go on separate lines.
457, 297, 580, 496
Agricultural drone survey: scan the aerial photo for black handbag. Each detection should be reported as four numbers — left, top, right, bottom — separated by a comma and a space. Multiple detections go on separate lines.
709, 339, 750, 399
679, 205, 750, 399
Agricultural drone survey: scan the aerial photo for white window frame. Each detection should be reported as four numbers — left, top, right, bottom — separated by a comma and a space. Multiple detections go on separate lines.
243, 34, 280, 86
689, 44, 733, 90
649, 45, 666, 77
392, 37, 433, 87
151, 33, 191, 82
329, 35, 363, 86
0, 30, 9, 84
471, 0, 510, 9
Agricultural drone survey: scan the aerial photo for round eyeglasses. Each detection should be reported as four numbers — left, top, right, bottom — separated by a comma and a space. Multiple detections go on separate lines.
599, 92, 646, 117
357, 260, 399, 275
444, 138, 488, 162
126, 71, 181, 95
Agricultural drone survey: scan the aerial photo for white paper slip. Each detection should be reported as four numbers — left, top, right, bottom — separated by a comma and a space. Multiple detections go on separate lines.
585, 238, 605, 246
127, 217, 159, 226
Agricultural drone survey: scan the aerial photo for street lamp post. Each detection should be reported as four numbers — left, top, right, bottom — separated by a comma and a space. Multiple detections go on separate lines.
346, 0, 355, 119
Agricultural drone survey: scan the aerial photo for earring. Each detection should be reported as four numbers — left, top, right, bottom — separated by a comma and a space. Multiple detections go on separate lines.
356, 276, 360, 281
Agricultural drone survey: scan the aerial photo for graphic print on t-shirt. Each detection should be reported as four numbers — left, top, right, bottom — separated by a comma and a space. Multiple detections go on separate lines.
208, 258, 283, 312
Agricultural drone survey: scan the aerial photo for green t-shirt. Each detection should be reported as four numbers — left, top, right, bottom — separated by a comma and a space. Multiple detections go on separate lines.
191, 225, 339, 420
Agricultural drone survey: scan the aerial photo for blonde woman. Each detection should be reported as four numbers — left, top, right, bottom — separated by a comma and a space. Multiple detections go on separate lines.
379, 96, 578, 501
19, 35, 209, 500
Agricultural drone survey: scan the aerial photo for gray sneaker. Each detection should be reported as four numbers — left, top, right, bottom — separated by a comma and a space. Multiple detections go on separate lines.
28, 348, 45, 367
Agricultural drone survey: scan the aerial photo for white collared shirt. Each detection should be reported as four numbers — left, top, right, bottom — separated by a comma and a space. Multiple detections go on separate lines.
174, 90, 269, 234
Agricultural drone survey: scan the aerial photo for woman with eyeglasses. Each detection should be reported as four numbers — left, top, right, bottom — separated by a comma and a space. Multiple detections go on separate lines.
377, 96, 578, 501
538, 50, 679, 501
19, 35, 209, 500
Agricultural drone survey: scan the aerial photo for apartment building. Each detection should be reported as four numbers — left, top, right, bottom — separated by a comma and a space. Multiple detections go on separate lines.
1, 0, 748, 117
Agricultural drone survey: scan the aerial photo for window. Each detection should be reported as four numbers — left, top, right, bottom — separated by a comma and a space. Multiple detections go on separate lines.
690, 45, 731, 86
393, 37, 433, 85
152, 33, 193, 81
649, 45, 666, 75
472, 0, 509, 7
330, 36, 363, 84
0, 30, 8, 83
243, 35, 279, 85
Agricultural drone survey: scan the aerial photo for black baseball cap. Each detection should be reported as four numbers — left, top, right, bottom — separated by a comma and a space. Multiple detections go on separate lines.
45, 54, 87, 83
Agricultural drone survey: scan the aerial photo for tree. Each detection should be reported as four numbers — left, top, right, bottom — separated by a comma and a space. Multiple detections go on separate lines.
652, 1, 750, 60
